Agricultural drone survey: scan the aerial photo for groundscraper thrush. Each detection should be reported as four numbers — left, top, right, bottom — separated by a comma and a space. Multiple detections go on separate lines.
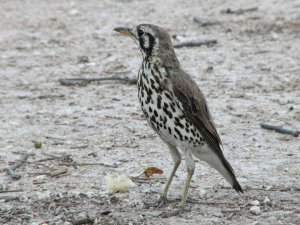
114, 24, 243, 215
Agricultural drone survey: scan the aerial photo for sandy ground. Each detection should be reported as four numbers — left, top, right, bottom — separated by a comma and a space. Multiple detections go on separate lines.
0, 0, 300, 224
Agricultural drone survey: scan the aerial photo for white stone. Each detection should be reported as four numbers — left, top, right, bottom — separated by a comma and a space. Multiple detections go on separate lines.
198, 189, 207, 199
263, 196, 271, 206
250, 206, 261, 215
250, 200, 260, 206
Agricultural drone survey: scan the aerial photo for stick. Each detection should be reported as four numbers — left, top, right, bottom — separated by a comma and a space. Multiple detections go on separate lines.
50, 167, 68, 177
0, 196, 20, 202
59, 162, 118, 168
221, 7, 258, 15
58, 76, 137, 86
38, 94, 65, 99
7, 153, 34, 179
173, 39, 217, 48
260, 123, 299, 137
175, 197, 234, 205
193, 17, 221, 26
0, 189, 23, 193
16, 160, 45, 166
72, 217, 95, 225
221, 209, 241, 213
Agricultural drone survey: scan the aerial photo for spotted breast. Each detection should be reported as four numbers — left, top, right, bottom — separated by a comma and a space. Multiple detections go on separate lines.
138, 60, 205, 148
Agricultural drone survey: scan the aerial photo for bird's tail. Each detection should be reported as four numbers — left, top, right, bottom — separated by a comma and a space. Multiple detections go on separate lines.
192, 147, 243, 193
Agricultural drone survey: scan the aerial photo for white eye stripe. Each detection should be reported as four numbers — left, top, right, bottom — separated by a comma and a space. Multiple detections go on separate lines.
143, 36, 149, 48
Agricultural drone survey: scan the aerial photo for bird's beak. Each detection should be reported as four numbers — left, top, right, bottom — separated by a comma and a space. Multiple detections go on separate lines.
114, 27, 135, 38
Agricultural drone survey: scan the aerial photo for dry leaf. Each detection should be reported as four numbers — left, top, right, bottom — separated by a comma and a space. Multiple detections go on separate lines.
144, 167, 163, 177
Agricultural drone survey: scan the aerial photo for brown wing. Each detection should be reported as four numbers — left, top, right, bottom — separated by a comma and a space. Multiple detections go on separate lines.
166, 67, 243, 193
169, 68, 223, 151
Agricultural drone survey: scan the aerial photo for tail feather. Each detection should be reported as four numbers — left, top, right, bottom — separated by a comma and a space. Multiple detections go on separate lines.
191, 145, 243, 193
220, 155, 244, 194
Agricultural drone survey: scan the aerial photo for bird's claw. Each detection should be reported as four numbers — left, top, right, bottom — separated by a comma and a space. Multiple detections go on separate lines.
143, 195, 169, 208
160, 205, 191, 218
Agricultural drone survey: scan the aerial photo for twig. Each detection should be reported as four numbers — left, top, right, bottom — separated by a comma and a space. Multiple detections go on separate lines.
0, 196, 20, 202
193, 17, 221, 26
50, 167, 68, 177
16, 160, 45, 166
221, 208, 241, 213
0, 189, 23, 193
72, 217, 95, 225
59, 162, 118, 168
173, 39, 217, 48
221, 186, 300, 191
38, 94, 65, 99
221, 7, 258, 15
260, 123, 299, 137
7, 153, 34, 179
58, 76, 137, 86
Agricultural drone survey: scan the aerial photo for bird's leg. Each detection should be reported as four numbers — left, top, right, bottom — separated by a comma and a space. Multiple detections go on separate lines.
160, 144, 181, 203
160, 149, 195, 218
144, 143, 181, 208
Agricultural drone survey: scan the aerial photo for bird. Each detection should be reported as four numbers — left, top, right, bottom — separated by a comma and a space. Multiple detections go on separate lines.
114, 24, 243, 213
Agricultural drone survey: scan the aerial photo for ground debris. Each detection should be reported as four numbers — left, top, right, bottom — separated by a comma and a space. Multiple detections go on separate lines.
260, 123, 299, 137
221, 7, 258, 15
173, 39, 217, 48
58, 76, 137, 86
7, 153, 34, 180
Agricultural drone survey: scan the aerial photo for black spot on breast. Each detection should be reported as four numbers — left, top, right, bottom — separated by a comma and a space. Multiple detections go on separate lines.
168, 127, 172, 134
153, 75, 160, 84
150, 115, 156, 123
174, 127, 183, 140
185, 136, 188, 140
153, 64, 162, 79
163, 117, 167, 125
154, 110, 158, 117
144, 111, 149, 118
165, 93, 172, 101
174, 117, 184, 129
190, 129, 196, 136
157, 95, 162, 109
163, 104, 173, 119
170, 102, 176, 113
149, 106, 153, 113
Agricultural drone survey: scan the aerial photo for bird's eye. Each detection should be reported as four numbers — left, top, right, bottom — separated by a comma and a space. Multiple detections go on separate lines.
137, 29, 144, 37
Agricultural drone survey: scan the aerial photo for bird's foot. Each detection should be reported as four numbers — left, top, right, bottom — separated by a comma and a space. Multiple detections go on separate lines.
160, 205, 191, 218
143, 195, 169, 208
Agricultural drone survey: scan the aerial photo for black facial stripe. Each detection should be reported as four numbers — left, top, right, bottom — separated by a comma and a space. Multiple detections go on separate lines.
139, 33, 155, 57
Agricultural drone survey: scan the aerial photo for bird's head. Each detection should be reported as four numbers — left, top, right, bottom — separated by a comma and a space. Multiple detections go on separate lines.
114, 24, 177, 64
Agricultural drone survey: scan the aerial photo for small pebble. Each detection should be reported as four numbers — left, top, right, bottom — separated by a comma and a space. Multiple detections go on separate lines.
250, 206, 261, 215
265, 185, 273, 191
34, 175, 47, 183
250, 200, 260, 206
69, 9, 79, 16
34, 190, 51, 201
198, 189, 207, 199
251, 221, 262, 225
263, 196, 272, 206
